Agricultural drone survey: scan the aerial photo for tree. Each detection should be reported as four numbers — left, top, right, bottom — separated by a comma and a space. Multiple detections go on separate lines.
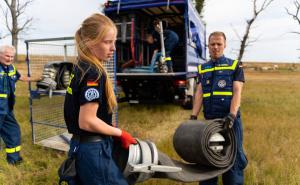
286, 0, 300, 35
1, 0, 34, 61
286, 0, 300, 59
195, 0, 205, 15
234, 0, 275, 61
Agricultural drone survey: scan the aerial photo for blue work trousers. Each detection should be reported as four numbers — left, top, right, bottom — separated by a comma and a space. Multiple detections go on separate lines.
200, 116, 248, 185
68, 138, 128, 185
0, 110, 21, 163
164, 31, 179, 68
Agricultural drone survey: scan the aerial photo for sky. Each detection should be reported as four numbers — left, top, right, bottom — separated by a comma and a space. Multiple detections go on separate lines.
0, 0, 299, 63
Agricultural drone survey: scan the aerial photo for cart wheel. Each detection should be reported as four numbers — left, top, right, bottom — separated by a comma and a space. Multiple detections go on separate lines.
182, 95, 193, 110
182, 77, 197, 109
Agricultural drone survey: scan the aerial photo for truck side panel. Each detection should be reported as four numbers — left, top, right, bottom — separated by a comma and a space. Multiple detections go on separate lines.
186, 1, 206, 78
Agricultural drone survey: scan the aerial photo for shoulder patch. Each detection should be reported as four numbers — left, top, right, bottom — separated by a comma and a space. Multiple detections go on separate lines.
85, 88, 99, 101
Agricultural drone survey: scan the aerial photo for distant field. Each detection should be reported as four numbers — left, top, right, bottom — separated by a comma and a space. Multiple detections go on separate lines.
15, 54, 300, 74
0, 68, 299, 184
243, 62, 300, 72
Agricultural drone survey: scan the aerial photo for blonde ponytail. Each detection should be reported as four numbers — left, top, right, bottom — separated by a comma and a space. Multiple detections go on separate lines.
74, 14, 117, 112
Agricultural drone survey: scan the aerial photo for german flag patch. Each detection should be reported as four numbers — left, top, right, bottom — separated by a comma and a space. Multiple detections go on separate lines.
87, 81, 98, 87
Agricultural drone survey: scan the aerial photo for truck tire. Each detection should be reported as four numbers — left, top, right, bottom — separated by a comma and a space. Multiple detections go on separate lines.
182, 95, 193, 109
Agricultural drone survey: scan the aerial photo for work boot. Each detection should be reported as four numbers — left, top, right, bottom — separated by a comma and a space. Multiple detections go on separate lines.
8, 157, 23, 166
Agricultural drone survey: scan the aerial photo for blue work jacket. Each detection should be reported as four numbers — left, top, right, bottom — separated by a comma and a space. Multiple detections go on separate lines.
0, 64, 20, 114
198, 56, 241, 119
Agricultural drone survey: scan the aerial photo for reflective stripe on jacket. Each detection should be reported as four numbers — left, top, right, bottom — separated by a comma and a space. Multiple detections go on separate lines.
198, 57, 238, 119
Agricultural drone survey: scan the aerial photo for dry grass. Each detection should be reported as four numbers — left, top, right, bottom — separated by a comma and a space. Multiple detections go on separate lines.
242, 71, 300, 185
119, 70, 300, 185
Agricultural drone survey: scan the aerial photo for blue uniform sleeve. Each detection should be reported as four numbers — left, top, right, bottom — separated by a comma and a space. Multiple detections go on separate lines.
152, 31, 161, 49
16, 70, 21, 81
79, 69, 103, 105
233, 61, 245, 82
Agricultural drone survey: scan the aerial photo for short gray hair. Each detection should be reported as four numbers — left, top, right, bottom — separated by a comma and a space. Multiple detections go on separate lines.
208, 31, 226, 42
0, 45, 16, 54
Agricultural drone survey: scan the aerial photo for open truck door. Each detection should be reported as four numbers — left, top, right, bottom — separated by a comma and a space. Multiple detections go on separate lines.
104, 0, 206, 108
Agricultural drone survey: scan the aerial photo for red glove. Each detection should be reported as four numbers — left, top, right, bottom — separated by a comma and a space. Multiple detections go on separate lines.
119, 130, 137, 149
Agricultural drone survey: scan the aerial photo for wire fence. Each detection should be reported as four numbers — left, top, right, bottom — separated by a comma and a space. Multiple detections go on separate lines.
26, 37, 117, 151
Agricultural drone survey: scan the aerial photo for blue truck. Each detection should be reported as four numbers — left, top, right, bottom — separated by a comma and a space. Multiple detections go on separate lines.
104, 0, 206, 108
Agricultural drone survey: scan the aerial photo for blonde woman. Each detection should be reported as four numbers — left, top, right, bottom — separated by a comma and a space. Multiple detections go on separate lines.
63, 13, 136, 185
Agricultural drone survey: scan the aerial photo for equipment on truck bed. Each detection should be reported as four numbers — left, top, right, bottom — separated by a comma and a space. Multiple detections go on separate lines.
105, 0, 206, 108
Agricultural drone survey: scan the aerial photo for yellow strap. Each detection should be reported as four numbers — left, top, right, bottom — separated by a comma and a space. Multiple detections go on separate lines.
214, 60, 238, 71
8, 65, 17, 76
203, 93, 211, 97
213, 91, 233, 96
199, 67, 214, 74
198, 65, 201, 73
203, 91, 232, 97
164, 57, 172, 61
199, 59, 238, 74
69, 73, 74, 82
67, 87, 72, 95
6, 146, 21, 153
0, 65, 16, 76
0, 94, 8, 98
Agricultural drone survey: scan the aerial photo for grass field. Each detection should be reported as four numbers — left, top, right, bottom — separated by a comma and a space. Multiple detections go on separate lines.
0, 69, 299, 185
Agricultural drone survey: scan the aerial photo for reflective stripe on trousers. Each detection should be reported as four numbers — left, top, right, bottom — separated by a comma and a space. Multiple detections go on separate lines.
0, 110, 22, 163
6, 145, 21, 153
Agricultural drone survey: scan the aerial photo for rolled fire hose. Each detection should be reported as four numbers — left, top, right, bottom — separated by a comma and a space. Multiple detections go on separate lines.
113, 119, 237, 184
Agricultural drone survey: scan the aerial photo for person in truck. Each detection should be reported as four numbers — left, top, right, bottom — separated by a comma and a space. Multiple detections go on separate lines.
145, 19, 179, 73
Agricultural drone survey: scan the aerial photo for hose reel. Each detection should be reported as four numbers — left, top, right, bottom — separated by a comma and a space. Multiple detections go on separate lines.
114, 119, 237, 184
173, 119, 236, 168
114, 139, 181, 184
36, 61, 73, 97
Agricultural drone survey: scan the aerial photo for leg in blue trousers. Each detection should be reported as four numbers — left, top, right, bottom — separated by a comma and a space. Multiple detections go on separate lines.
0, 111, 22, 164
69, 138, 128, 185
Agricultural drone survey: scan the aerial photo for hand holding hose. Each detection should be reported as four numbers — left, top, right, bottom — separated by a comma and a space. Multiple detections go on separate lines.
223, 113, 235, 130
119, 130, 137, 149
190, 115, 197, 120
